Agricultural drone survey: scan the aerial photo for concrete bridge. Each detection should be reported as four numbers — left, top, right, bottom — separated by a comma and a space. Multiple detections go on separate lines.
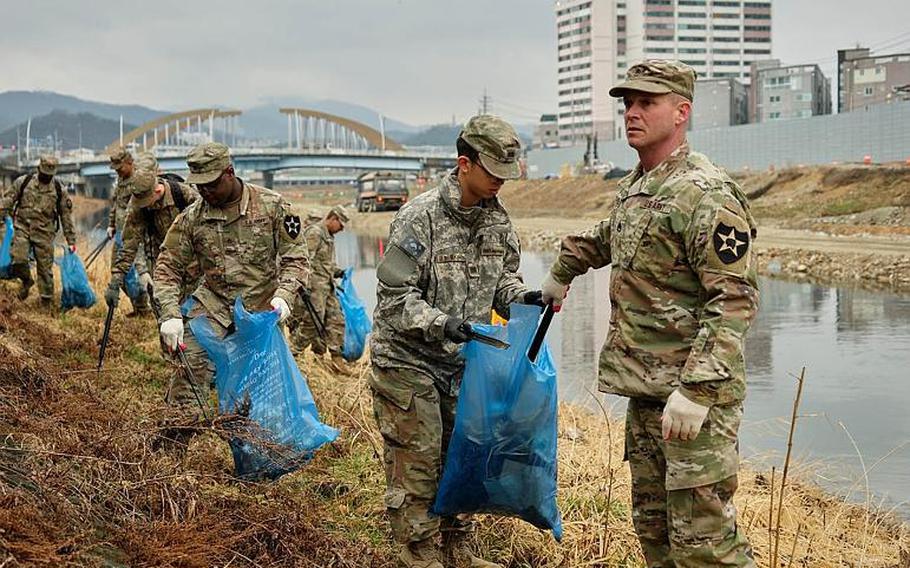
35, 108, 455, 198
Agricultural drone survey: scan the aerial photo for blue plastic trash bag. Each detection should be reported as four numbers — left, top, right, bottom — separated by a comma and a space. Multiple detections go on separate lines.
335, 267, 372, 361
190, 297, 339, 480
113, 231, 143, 300
0, 216, 13, 279
431, 303, 563, 540
59, 248, 97, 310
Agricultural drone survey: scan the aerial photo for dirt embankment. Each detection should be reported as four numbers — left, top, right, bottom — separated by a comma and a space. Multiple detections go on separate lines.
0, 276, 908, 566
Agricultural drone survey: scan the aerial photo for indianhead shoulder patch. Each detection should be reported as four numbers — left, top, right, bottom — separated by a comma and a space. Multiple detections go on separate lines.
712, 222, 750, 265
283, 215, 302, 239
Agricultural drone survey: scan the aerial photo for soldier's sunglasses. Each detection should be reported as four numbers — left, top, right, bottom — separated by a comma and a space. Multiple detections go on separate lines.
197, 172, 225, 193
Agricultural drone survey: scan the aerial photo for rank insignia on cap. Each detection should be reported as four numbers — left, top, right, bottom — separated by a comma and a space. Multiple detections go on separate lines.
712, 222, 749, 264
283, 215, 302, 239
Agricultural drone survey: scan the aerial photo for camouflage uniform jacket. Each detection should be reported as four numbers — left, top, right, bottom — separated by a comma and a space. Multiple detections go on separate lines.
0, 174, 76, 246
304, 222, 339, 296
550, 143, 759, 407
153, 181, 310, 328
108, 177, 133, 232
370, 170, 528, 387
113, 179, 198, 279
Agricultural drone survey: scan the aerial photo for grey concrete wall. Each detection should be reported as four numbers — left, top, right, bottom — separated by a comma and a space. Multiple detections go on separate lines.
527, 101, 910, 176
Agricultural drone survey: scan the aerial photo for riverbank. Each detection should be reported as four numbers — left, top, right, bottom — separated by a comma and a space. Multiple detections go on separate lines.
0, 252, 907, 566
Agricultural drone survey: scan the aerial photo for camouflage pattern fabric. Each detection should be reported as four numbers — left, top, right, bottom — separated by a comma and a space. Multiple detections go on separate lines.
153, 180, 310, 407
109, 175, 150, 311
289, 221, 345, 356
549, 142, 758, 566
165, 301, 225, 415
550, 143, 758, 407
626, 399, 755, 567
370, 169, 528, 391
609, 59, 697, 101
0, 173, 77, 301
114, 178, 200, 301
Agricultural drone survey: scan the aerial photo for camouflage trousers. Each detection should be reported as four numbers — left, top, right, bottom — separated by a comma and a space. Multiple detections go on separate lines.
289, 288, 345, 357
625, 398, 755, 568
164, 316, 222, 421
9, 230, 55, 301
370, 366, 474, 556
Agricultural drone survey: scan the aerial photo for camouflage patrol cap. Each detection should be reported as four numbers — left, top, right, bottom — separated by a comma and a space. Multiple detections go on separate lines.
129, 168, 161, 208
459, 114, 522, 180
108, 147, 133, 169
135, 151, 158, 173
609, 60, 697, 101
186, 142, 231, 184
38, 155, 58, 175
328, 205, 349, 225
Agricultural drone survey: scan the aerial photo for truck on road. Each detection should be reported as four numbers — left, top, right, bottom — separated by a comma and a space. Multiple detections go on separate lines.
356, 171, 409, 212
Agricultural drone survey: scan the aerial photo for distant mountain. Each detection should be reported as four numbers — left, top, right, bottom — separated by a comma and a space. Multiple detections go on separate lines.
0, 110, 139, 151
0, 91, 166, 133
393, 123, 463, 147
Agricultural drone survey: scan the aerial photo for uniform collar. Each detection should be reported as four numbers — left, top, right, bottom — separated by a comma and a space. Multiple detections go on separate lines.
625, 141, 691, 198
439, 168, 505, 228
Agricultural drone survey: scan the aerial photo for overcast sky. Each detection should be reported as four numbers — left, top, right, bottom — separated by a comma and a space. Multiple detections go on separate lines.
2, 0, 909, 126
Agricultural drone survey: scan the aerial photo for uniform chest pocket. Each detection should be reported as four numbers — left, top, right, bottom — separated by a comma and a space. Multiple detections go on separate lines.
242, 218, 275, 260
431, 252, 470, 296
612, 206, 653, 269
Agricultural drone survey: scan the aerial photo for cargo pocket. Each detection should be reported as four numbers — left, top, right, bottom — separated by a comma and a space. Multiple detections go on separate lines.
384, 487, 407, 510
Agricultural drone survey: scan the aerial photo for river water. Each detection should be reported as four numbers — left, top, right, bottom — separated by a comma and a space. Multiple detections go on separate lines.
337, 231, 910, 517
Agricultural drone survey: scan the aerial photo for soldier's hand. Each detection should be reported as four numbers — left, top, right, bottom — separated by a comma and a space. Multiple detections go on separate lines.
104, 279, 121, 308
139, 272, 153, 292
106, 227, 116, 240
521, 290, 546, 307
270, 297, 291, 322
443, 317, 471, 343
160, 318, 185, 352
333, 268, 346, 279
661, 390, 710, 441
541, 273, 569, 312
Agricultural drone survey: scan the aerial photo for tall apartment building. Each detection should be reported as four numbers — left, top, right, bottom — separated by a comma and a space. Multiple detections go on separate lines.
555, 0, 773, 144
750, 60, 832, 123
691, 77, 748, 129
838, 47, 910, 113
534, 114, 560, 149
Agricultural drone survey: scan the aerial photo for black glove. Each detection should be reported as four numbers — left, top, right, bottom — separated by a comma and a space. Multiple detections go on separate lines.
104, 279, 121, 308
443, 317, 471, 343
521, 290, 545, 307
333, 268, 345, 279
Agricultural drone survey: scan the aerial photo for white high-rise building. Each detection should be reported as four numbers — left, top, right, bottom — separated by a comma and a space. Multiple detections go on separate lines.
555, 0, 773, 144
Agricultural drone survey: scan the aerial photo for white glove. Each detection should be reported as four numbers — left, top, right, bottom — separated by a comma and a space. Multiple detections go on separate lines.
270, 297, 290, 322
661, 389, 710, 441
107, 227, 116, 240
541, 273, 569, 312
160, 318, 185, 352
139, 272, 153, 292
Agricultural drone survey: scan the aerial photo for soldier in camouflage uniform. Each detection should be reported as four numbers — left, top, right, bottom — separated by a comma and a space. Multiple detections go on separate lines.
370, 115, 543, 568
153, 142, 310, 420
104, 167, 200, 310
107, 147, 151, 315
0, 156, 77, 306
541, 61, 758, 567
289, 205, 349, 365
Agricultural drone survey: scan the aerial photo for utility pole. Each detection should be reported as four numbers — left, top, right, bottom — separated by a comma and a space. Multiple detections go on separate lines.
479, 88, 491, 115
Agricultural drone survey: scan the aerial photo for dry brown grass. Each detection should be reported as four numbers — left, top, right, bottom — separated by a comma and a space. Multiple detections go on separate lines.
0, 245, 907, 566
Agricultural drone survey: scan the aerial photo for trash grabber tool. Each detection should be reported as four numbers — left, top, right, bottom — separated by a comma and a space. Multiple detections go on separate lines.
527, 303, 555, 363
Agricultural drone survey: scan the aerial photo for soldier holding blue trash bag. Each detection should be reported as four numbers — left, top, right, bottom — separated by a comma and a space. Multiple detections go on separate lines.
152, 142, 310, 425
0, 155, 77, 308
370, 115, 543, 568
107, 147, 152, 316
541, 61, 759, 567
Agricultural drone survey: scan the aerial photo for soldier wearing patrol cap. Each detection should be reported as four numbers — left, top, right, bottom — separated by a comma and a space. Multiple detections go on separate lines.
0, 155, 77, 306
288, 205, 350, 369
369, 115, 543, 568
107, 147, 151, 315
104, 167, 200, 312
152, 142, 310, 425
541, 60, 758, 566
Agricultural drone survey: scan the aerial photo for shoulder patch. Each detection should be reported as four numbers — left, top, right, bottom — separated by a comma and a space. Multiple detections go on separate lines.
711, 218, 750, 265
283, 214, 302, 239
399, 234, 426, 259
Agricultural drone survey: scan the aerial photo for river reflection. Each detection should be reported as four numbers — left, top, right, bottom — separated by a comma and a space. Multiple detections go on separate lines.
337, 231, 910, 516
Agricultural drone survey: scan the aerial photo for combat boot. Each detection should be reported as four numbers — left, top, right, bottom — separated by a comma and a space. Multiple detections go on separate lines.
398, 538, 443, 568
16, 284, 31, 301
442, 530, 502, 568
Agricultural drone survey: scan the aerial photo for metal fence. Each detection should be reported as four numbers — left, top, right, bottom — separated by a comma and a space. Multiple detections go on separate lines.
527, 101, 910, 176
